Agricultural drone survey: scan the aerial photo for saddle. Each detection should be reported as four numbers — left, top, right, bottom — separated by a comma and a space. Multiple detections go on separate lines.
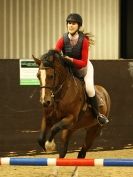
70, 67, 104, 110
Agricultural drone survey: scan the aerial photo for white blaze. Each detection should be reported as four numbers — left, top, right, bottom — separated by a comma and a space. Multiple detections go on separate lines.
40, 69, 46, 104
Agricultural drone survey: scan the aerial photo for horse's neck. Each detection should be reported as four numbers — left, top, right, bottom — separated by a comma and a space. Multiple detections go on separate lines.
60, 69, 83, 100
55, 63, 84, 99
56, 63, 69, 82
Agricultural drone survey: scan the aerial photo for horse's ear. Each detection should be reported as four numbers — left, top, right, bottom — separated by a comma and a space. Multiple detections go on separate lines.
32, 54, 41, 66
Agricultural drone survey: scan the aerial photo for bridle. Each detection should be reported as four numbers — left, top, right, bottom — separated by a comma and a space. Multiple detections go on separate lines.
39, 61, 68, 99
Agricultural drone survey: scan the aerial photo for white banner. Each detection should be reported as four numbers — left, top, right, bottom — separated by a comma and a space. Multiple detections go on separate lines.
19, 59, 39, 85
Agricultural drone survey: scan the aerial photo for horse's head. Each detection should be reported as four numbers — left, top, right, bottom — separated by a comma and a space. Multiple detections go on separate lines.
33, 50, 68, 107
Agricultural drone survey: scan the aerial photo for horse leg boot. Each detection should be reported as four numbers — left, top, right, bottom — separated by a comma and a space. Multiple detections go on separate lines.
88, 95, 109, 125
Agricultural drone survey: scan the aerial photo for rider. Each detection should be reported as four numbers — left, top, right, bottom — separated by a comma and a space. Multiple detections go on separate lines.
55, 13, 109, 125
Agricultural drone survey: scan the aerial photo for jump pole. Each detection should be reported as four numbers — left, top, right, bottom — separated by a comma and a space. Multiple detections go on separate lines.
1, 158, 133, 167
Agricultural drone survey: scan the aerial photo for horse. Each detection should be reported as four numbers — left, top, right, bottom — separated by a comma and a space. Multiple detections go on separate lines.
33, 49, 111, 177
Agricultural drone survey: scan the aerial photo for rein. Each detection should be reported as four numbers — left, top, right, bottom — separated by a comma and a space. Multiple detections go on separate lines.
40, 81, 65, 98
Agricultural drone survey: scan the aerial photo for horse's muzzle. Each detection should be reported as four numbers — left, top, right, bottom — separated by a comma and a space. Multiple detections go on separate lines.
43, 100, 51, 107
40, 99, 53, 107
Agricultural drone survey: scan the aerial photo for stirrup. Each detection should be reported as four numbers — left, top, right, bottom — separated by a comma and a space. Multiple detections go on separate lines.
97, 113, 109, 126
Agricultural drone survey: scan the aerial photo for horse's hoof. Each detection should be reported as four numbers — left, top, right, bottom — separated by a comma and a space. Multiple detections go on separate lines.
45, 140, 56, 152
38, 139, 46, 151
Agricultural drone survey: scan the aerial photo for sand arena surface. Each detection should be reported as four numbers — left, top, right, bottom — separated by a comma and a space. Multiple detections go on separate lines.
0, 148, 133, 177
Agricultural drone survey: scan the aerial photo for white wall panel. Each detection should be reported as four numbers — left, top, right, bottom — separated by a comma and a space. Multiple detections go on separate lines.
0, 0, 119, 59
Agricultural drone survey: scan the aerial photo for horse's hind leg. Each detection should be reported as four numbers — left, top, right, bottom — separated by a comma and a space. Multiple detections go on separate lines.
47, 129, 72, 177
77, 124, 101, 158
71, 125, 101, 177
59, 129, 72, 158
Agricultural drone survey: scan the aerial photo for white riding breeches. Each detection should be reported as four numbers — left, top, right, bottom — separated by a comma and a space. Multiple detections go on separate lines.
78, 61, 95, 97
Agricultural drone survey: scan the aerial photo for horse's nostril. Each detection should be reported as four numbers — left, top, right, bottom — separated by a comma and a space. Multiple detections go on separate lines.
47, 101, 50, 105
43, 100, 51, 107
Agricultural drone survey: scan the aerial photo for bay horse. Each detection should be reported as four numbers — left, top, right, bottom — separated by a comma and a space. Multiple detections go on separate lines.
33, 49, 111, 176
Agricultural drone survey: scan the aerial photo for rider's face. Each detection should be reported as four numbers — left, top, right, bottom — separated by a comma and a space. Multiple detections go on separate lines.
67, 22, 79, 35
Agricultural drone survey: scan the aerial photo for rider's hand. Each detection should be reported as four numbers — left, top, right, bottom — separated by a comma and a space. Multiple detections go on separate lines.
64, 56, 73, 63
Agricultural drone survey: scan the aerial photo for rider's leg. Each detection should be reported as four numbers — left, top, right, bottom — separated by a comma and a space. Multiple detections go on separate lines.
84, 61, 109, 125
88, 95, 109, 125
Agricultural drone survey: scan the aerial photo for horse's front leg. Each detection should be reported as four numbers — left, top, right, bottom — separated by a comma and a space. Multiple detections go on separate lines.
38, 115, 49, 151
45, 114, 74, 152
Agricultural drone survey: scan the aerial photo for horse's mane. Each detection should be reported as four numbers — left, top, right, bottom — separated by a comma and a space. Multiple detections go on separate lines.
40, 49, 69, 68
40, 49, 60, 60
48, 49, 62, 57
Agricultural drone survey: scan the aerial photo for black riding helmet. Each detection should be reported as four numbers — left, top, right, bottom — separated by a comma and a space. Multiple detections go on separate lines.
66, 13, 82, 26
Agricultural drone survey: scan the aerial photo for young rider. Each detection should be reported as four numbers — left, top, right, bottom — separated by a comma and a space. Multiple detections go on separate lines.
55, 13, 109, 125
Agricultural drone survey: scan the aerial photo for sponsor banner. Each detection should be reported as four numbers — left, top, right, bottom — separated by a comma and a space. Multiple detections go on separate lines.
20, 59, 39, 85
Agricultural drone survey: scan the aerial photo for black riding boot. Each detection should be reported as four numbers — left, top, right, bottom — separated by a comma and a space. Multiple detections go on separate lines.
88, 95, 109, 125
